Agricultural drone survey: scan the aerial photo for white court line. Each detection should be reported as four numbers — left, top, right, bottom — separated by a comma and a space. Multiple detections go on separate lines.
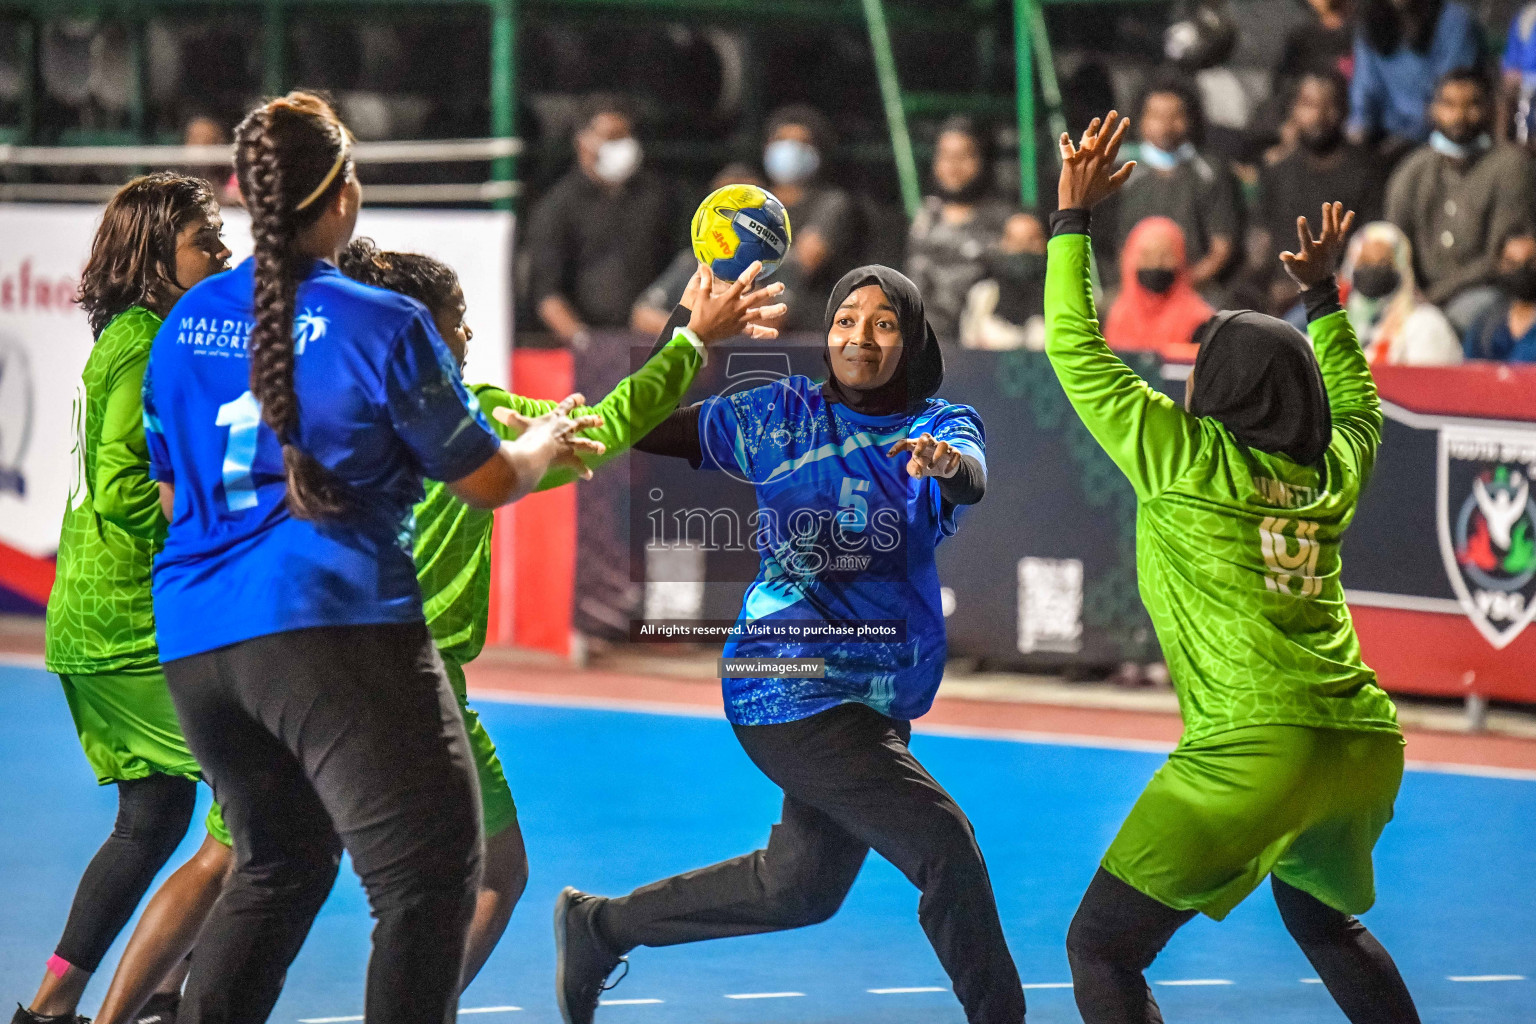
1448, 974, 1526, 982
599, 998, 664, 1005
458, 1007, 523, 1014
724, 991, 804, 999
1021, 982, 1075, 989
298, 1017, 362, 1023
869, 986, 947, 994
1154, 979, 1234, 987
467, 688, 1536, 782
1301, 978, 1324, 984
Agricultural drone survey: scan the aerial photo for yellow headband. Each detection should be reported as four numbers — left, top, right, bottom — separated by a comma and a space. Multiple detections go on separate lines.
294, 144, 349, 212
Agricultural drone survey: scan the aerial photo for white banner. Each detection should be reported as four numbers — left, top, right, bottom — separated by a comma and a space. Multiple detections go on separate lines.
0, 202, 513, 559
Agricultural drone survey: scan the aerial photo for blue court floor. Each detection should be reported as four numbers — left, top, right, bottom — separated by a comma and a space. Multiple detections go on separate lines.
1, 661, 1532, 1023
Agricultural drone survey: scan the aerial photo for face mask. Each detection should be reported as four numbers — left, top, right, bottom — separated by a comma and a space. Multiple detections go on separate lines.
1137, 267, 1177, 294
1500, 264, 1536, 302
937, 174, 989, 204
1137, 140, 1196, 171
1298, 125, 1343, 154
988, 251, 1048, 282
1428, 130, 1491, 161
1352, 264, 1401, 299
764, 138, 821, 186
594, 136, 641, 184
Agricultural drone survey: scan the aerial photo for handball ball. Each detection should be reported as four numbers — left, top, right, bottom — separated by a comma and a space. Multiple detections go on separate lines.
691, 184, 793, 281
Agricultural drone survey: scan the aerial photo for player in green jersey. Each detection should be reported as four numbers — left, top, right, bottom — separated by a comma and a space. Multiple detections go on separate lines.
86, 240, 785, 1005
21, 174, 233, 1024
1045, 113, 1419, 1024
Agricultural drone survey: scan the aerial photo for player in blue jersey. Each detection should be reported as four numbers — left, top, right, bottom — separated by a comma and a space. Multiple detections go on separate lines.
553, 265, 1025, 1024
141, 92, 602, 1024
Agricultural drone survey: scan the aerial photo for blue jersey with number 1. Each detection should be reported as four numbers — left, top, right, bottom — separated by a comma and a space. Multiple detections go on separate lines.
143, 257, 501, 662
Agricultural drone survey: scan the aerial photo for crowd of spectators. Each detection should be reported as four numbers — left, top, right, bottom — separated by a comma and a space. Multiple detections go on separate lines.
519, 0, 1536, 368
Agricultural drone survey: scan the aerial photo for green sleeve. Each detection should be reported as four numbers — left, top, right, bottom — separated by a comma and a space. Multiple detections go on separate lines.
94, 343, 166, 542
1309, 308, 1382, 484
473, 330, 704, 492
1044, 231, 1206, 501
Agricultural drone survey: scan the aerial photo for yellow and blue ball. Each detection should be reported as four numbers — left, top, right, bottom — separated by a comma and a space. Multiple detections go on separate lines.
691, 184, 793, 281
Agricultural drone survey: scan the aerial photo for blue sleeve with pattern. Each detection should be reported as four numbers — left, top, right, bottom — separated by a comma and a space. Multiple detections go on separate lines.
383, 311, 501, 484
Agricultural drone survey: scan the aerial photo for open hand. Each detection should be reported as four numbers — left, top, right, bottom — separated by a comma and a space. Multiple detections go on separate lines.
1057, 110, 1136, 212
1280, 201, 1355, 291
493, 394, 605, 480
685, 261, 787, 345
887, 433, 962, 480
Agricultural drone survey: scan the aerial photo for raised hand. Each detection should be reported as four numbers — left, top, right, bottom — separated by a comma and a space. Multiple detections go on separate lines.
494, 393, 606, 480
685, 261, 788, 345
1280, 201, 1356, 291
887, 433, 962, 480
1057, 110, 1136, 212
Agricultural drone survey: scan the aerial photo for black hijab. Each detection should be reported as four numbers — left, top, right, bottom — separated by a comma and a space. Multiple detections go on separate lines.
820, 265, 944, 416
1189, 310, 1332, 466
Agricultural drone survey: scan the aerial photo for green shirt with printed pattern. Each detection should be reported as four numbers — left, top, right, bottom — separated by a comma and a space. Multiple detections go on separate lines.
1044, 231, 1399, 744
45, 307, 167, 674
415, 331, 705, 665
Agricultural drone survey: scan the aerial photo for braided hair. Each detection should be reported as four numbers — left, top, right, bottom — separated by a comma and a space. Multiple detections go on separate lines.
234, 91, 355, 521
78, 172, 218, 336
335, 237, 460, 314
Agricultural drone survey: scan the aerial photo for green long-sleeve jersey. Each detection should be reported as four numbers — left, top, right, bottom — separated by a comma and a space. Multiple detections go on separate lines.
45, 307, 168, 674
1044, 231, 1398, 743
414, 330, 705, 664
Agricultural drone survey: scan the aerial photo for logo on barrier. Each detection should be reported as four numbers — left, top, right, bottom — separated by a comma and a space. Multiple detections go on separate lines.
1437, 426, 1536, 649
0, 338, 33, 498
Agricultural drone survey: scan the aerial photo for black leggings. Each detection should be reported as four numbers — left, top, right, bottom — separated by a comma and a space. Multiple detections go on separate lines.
595, 703, 1025, 1024
55, 773, 197, 972
164, 623, 481, 1024
1066, 868, 1420, 1024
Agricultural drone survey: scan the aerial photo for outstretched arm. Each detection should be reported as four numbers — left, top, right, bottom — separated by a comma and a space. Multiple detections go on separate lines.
1280, 201, 1382, 480
491, 260, 787, 481
1044, 111, 1205, 501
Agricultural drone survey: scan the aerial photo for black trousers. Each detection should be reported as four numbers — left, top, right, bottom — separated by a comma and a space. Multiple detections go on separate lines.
1066, 868, 1420, 1024
597, 702, 1025, 1024
55, 773, 197, 972
164, 623, 481, 1024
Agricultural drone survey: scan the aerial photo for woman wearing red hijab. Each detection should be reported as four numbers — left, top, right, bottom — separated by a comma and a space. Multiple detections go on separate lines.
1106, 216, 1213, 360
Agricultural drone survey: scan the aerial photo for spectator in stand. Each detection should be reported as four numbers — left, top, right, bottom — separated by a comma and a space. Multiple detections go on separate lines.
524, 95, 674, 349
630, 163, 766, 337
1111, 73, 1243, 293
959, 210, 1049, 350
1105, 216, 1214, 361
1276, 0, 1357, 88
1342, 220, 1463, 364
1498, 3, 1536, 146
1348, 0, 1483, 159
1464, 226, 1536, 361
1256, 0, 1357, 158
182, 114, 241, 207
906, 116, 1013, 345
761, 104, 859, 330
1257, 70, 1383, 311
1385, 69, 1536, 332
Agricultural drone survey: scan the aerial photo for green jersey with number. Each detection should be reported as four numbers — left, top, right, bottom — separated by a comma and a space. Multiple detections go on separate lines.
415, 331, 705, 664
1044, 232, 1398, 743
46, 307, 167, 674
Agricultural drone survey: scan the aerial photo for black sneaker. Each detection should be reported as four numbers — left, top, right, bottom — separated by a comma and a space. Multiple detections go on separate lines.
554, 887, 628, 1024
134, 993, 179, 1024
11, 1007, 89, 1024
